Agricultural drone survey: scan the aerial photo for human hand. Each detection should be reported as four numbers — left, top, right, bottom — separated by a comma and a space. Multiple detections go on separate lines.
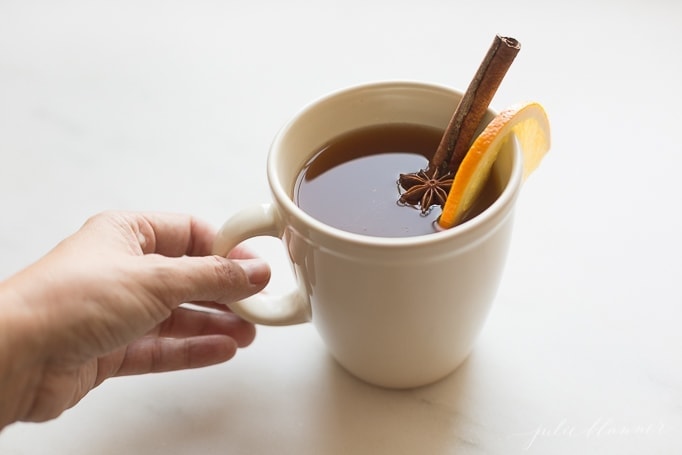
0, 211, 270, 427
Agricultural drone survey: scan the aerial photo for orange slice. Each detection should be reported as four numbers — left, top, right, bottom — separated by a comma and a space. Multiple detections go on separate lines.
439, 101, 551, 228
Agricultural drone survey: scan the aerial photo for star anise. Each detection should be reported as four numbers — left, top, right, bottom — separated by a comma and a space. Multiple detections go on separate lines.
398, 166, 454, 215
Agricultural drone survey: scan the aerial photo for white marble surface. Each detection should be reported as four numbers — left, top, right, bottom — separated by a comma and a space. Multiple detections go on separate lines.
1, 1, 681, 453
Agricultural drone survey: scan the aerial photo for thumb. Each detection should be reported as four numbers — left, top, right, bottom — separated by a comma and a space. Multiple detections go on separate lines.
155, 256, 271, 305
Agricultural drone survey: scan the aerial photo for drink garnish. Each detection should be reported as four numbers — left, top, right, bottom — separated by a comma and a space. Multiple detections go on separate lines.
398, 167, 454, 215
398, 35, 520, 214
438, 101, 551, 228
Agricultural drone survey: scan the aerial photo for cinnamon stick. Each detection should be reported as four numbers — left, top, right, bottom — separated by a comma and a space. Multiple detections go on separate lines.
431, 35, 521, 172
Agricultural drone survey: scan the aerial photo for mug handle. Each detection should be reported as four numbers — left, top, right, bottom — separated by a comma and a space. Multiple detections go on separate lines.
212, 203, 311, 326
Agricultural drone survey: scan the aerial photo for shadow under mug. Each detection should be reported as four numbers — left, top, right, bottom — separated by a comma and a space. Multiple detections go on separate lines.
213, 81, 522, 388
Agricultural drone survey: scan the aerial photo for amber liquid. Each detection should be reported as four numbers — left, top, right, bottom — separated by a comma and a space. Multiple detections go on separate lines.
294, 123, 500, 237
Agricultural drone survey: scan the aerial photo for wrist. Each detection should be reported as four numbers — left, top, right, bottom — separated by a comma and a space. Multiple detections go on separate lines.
0, 280, 44, 430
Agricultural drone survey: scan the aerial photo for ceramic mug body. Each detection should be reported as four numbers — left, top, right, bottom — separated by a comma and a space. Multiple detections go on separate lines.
213, 81, 522, 388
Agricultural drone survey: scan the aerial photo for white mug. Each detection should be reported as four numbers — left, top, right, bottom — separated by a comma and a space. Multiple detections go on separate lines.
213, 81, 522, 388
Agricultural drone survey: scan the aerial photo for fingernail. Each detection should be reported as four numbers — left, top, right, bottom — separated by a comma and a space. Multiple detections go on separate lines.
235, 259, 271, 286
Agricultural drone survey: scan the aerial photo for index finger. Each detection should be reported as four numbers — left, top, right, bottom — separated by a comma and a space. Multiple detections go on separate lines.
115, 211, 258, 259
133, 212, 217, 257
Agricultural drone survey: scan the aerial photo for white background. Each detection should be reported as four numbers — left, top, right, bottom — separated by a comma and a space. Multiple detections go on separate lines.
1, 1, 681, 453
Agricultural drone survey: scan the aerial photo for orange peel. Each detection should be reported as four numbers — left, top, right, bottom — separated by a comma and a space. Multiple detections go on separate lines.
439, 101, 551, 228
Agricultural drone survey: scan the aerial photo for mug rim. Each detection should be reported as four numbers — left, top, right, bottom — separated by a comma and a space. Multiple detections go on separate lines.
267, 80, 523, 248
